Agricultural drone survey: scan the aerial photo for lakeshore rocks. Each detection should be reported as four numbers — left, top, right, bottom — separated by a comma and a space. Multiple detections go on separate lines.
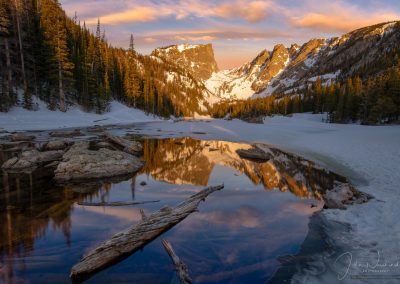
104, 132, 143, 155
2, 149, 64, 172
96, 141, 113, 149
323, 182, 372, 209
43, 140, 73, 151
54, 141, 144, 182
8, 133, 35, 142
50, 129, 82, 138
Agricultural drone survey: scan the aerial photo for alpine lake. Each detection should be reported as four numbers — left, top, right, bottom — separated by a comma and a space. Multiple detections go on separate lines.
0, 125, 352, 283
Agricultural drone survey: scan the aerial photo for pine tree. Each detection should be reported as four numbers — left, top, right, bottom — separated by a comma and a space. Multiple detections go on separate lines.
0, 0, 13, 111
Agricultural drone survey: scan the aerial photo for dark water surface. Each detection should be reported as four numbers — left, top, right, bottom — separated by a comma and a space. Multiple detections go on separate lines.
0, 137, 345, 283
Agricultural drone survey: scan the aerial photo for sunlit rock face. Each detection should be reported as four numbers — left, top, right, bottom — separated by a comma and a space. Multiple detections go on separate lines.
151, 43, 219, 81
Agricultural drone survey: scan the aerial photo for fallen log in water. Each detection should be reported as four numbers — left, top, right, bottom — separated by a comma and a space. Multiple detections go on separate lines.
77, 200, 160, 207
162, 239, 192, 284
104, 132, 143, 155
70, 184, 223, 283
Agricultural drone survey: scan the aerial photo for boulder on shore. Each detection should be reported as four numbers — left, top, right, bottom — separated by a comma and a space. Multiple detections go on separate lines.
8, 133, 35, 142
55, 141, 144, 182
323, 182, 372, 209
43, 140, 73, 151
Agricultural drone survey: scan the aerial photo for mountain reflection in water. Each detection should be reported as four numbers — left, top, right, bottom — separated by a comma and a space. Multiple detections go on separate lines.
0, 137, 344, 283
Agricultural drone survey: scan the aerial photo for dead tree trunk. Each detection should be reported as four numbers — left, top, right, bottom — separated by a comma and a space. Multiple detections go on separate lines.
4, 37, 12, 101
13, 0, 28, 96
77, 200, 160, 207
58, 58, 65, 112
70, 184, 223, 283
162, 240, 192, 284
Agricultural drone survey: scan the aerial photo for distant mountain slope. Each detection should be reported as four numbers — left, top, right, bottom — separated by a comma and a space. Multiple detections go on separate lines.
202, 21, 400, 103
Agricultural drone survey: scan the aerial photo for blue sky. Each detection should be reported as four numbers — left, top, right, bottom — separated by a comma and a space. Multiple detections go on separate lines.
60, 0, 400, 69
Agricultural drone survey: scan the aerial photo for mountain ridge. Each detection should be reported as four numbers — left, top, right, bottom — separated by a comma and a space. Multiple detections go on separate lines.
152, 21, 399, 105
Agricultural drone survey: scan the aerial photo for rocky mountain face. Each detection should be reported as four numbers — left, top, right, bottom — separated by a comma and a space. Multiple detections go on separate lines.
151, 44, 219, 81
204, 21, 399, 102
151, 21, 399, 108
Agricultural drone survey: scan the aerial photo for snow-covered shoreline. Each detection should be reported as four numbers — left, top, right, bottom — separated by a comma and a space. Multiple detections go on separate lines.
0, 101, 161, 131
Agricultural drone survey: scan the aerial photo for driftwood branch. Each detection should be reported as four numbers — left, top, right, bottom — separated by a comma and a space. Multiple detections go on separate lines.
162, 239, 192, 284
70, 184, 223, 283
77, 200, 160, 207
104, 132, 143, 155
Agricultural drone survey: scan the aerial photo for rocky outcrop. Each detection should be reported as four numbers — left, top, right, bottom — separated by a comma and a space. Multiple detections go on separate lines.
151, 44, 219, 81
251, 44, 290, 93
54, 141, 144, 182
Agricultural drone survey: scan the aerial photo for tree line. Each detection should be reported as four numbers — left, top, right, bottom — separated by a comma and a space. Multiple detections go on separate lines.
211, 64, 400, 124
0, 0, 206, 116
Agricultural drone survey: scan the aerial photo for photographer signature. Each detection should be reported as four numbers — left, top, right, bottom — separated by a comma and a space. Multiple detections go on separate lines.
334, 250, 400, 280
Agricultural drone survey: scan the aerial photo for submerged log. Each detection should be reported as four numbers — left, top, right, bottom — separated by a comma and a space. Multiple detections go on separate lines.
162, 239, 192, 284
104, 132, 143, 155
70, 184, 223, 283
77, 200, 160, 207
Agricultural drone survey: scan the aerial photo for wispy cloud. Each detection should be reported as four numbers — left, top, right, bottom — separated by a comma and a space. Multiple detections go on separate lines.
290, 1, 399, 32
83, 0, 277, 25
86, 6, 162, 25
134, 28, 293, 45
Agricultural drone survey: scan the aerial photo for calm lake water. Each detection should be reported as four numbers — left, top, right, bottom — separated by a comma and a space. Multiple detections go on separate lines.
0, 136, 345, 283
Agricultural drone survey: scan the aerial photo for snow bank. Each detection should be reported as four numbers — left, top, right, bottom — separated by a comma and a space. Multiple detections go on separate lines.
0, 100, 160, 131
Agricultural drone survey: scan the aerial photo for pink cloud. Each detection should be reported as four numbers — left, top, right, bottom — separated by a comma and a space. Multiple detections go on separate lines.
83, 0, 276, 25
288, 0, 400, 33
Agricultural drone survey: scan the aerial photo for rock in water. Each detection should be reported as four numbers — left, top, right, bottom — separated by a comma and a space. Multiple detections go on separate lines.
2, 149, 64, 172
54, 141, 144, 182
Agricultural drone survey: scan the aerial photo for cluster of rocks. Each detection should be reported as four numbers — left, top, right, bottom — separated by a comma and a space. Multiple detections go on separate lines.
323, 182, 372, 209
1, 130, 145, 184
